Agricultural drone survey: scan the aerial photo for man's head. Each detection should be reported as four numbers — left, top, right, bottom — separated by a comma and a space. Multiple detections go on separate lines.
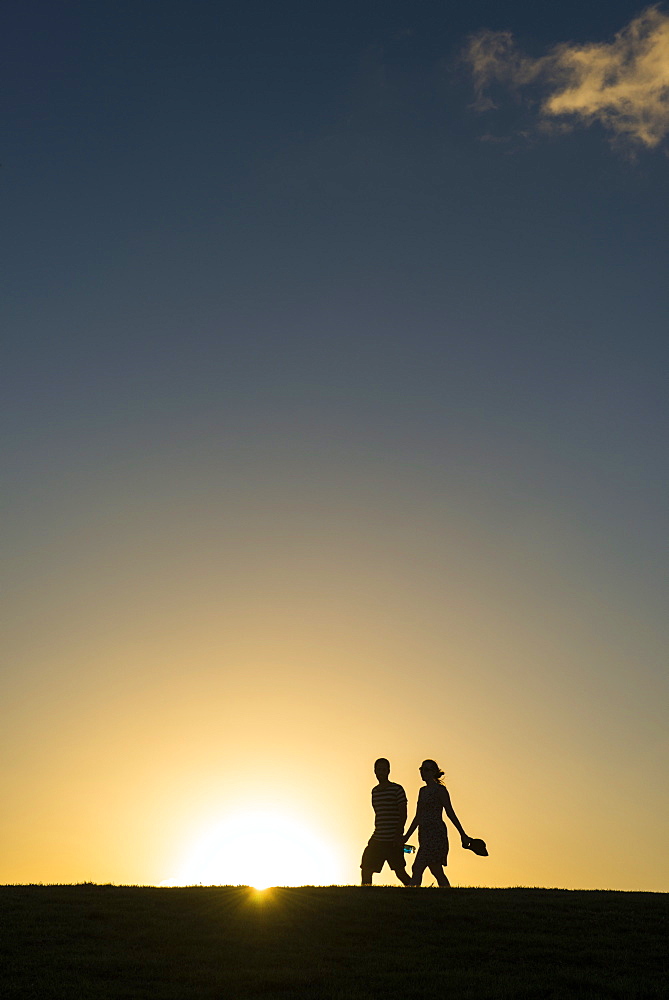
374, 758, 391, 781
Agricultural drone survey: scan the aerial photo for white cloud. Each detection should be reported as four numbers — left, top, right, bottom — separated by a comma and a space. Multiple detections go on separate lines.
465, 6, 669, 148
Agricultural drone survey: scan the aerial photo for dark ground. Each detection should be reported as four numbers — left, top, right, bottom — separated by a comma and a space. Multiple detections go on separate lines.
1, 885, 666, 999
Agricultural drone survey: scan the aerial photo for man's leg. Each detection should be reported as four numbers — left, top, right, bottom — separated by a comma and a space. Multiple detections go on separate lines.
393, 865, 412, 886
388, 843, 412, 885
361, 842, 376, 885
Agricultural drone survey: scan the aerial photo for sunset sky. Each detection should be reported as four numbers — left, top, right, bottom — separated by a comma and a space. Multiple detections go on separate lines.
3, 1, 668, 891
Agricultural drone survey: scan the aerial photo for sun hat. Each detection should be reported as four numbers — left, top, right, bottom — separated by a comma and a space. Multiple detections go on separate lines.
464, 838, 488, 856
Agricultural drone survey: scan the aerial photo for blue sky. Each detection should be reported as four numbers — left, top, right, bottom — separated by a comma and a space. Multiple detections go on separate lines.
5, 2, 667, 617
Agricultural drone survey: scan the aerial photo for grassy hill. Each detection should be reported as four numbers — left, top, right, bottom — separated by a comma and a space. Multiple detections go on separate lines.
2, 885, 666, 998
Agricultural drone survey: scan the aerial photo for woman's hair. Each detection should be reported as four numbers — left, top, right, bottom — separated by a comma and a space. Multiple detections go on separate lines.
421, 759, 445, 783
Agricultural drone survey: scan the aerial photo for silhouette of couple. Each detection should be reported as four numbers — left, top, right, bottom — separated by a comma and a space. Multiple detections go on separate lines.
361, 758, 479, 887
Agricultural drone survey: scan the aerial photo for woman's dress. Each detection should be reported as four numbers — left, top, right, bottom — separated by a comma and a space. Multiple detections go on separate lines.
415, 784, 449, 866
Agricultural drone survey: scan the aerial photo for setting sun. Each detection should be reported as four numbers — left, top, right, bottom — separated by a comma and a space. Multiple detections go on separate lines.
161, 811, 341, 890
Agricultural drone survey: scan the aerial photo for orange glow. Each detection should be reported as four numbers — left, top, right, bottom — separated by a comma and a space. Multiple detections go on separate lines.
160, 811, 343, 889
2, 470, 667, 892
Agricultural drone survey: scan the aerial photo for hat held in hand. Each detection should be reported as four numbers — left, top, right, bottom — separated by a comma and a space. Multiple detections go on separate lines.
464, 837, 488, 856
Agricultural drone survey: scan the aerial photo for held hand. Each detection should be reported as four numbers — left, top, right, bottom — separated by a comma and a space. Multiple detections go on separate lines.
460, 834, 471, 849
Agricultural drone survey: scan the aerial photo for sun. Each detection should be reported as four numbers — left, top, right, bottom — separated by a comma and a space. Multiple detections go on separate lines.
161, 810, 341, 889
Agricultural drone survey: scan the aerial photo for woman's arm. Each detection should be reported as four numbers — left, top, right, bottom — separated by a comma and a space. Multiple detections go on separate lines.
439, 786, 470, 846
403, 810, 419, 842
403, 792, 421, 842
404, 788, 423, 843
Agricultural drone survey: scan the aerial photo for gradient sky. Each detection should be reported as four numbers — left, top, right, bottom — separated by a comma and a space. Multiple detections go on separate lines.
2, 1, 668, 891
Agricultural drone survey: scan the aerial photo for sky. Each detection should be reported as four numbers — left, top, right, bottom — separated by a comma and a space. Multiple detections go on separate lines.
2, 1, 668, 891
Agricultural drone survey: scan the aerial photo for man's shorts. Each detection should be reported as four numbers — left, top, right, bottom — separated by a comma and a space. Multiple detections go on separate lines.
360, 836, 406, 874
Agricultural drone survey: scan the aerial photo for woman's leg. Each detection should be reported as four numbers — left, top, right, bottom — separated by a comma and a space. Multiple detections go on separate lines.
411, 858, 428, 886
428, 863, 450, 887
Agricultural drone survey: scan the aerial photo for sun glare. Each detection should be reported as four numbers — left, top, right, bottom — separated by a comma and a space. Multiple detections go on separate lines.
161, 810, 340, 889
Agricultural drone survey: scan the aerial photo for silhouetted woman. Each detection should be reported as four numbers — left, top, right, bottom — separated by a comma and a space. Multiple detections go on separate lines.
404, 759, 470, 887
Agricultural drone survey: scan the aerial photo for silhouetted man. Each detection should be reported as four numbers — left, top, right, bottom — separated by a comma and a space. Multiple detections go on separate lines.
360, 758, 411, 885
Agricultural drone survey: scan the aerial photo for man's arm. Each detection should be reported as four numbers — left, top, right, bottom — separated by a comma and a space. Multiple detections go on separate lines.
396, 799, 407, 842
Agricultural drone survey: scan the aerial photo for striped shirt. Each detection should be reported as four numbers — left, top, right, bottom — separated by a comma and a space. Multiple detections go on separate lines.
371, 781, 407, 841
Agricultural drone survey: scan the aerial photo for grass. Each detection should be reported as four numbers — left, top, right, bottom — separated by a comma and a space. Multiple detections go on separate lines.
1, 885, 666, 998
